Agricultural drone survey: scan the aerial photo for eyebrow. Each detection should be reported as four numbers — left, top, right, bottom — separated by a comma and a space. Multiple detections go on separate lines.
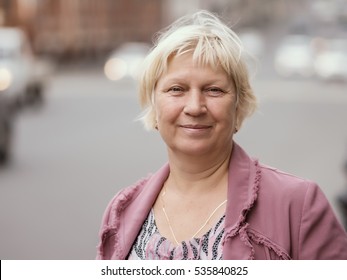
158, 75, 230, 86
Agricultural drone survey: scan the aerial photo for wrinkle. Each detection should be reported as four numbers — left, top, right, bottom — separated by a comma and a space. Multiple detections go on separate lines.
247, 229, 291, 260
239, 224, 255, 260
98, 227, 117, 259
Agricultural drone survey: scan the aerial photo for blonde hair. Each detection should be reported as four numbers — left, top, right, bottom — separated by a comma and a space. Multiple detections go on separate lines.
138, 10, 257, 130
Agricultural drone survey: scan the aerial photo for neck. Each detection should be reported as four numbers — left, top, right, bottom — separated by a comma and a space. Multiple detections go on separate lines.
166, 143, 233, 195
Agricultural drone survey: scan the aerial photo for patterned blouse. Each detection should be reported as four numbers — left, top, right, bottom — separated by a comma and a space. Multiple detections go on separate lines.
127, 210, 225, 260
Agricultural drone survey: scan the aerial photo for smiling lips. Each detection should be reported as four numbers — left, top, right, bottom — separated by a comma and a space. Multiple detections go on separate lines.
180, 124, 212, 129
179, 124, 213, 134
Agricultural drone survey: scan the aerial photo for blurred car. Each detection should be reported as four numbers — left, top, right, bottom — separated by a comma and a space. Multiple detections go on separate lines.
0, 27, 50, 109
239, 29, 265, 59
314, 38, 347, 82
238, 29, 265, 75
0, 95, 13, 165
104, 42, 151, 81
274, 35, 315, 78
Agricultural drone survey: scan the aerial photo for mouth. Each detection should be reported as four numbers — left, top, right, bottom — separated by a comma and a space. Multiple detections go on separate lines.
179, 124, 213, 130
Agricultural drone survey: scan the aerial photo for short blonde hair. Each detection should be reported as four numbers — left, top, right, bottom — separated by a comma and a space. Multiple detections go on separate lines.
138, 10, 257, 130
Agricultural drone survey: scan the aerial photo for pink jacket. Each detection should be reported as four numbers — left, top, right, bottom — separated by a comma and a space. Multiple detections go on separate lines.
97, 143, 347, 259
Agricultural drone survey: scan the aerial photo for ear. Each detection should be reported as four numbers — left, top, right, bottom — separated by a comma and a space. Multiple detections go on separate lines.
154, 113, 159, 130
234, 109, 240, 134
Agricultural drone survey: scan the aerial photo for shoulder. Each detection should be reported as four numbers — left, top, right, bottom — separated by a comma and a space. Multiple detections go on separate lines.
100, 175, 152, 228
253, 161, 323, 219
258, 163, 316, 195
253, 161, 343, 240
114, 176, 151, 203
248, 162, 347, 259
99, 163, 170, 230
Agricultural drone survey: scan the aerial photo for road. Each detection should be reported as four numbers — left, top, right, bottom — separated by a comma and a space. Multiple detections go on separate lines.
1, 66, 347, 259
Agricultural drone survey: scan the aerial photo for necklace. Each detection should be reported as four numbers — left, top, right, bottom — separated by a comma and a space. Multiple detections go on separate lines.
161, 187, 227, 246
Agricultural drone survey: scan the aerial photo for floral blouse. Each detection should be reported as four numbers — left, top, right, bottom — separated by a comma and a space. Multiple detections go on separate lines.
127, 210, 225, 260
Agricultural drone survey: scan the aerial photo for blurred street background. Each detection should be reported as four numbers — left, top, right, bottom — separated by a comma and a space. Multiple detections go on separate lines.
1, 0, 347, 259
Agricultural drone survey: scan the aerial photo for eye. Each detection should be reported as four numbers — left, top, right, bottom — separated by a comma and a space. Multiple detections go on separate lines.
167, 86, 184, 96
205, 87, 225, 97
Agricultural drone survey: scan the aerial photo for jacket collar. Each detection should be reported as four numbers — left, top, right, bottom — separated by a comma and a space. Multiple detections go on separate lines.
117, 142, 259, 259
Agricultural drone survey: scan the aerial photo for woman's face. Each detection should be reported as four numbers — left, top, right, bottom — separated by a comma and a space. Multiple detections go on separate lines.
154, 53, 238, 157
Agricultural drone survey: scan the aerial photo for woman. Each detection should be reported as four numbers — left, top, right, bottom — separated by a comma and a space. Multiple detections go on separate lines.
97, 10, 347, 260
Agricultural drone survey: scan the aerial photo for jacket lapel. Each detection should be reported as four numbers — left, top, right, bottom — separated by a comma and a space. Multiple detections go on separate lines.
120, 164, 170, 258
223, 142, 261, 259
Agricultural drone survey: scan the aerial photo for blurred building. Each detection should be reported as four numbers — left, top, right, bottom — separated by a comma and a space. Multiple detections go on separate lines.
1, 0, 345, 63
0, 0, 163, 62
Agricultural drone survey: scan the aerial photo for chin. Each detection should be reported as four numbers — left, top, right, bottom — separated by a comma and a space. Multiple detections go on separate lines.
172, 143, 215, 157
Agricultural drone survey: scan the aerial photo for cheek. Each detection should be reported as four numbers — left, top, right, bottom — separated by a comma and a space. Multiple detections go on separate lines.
222, 111, 237, 129
154, 100, 166, 122
155, 97, 183, 123
210, 100, 237, 123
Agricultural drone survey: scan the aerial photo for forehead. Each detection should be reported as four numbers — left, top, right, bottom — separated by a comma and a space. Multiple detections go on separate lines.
161, 52, 229, 81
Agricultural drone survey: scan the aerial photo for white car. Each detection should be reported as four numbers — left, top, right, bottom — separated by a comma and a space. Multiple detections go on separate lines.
104, 42, 151, 81
314, 38, 347, 82
238, 29, 265, 59
274, 35, 315, 78
0, 27, 49, 108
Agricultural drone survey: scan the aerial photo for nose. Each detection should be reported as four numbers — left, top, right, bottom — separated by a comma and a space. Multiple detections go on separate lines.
183, 90, 207, 116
